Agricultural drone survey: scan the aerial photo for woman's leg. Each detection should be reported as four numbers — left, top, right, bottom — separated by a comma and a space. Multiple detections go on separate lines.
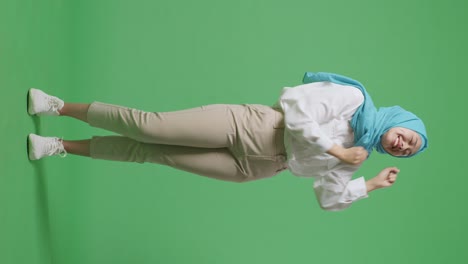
60, 136, 281, 183
85, 102, 240, 148
62, 139, 91, 157
58, 101, 238, 148
59, 103, 90, 123
88, 135, 249, 182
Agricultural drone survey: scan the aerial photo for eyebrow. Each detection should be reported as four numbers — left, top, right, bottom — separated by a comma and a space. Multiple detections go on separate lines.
412, 137, 419, 155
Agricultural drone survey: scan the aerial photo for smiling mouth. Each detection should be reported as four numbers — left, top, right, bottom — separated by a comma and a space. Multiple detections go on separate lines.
392, 136, 400, 148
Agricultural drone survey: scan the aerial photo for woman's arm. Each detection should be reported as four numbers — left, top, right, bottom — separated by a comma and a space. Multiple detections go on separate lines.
327, 144, 368, 165
313, 167, 400, 211
313, 171, 368, 211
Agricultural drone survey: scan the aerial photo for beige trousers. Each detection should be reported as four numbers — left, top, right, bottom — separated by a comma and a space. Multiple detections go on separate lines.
87, 102, 288, 182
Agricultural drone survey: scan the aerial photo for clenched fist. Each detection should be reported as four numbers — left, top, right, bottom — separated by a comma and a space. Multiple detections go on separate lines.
366, 167, 400, 192
340, 146, 368, 165
327, 145, 369, 165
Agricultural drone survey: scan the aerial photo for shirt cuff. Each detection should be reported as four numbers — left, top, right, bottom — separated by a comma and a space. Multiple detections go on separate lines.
346, 176, 369, 201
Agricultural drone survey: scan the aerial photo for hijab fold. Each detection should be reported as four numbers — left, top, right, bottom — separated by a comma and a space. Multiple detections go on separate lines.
302, 72, 428, 157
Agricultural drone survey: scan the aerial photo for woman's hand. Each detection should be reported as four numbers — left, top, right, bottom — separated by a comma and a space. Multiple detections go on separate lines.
327, 144, 368, 165
366, 167, 400, 193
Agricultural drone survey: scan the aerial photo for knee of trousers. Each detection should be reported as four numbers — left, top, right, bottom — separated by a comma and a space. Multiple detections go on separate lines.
90, 136, 168, 164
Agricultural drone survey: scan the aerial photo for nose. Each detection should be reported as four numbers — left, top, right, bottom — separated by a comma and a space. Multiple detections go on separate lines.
399, 140, 407, 150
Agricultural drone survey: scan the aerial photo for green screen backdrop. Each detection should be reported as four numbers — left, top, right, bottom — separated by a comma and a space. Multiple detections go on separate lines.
1, 0, 467, 264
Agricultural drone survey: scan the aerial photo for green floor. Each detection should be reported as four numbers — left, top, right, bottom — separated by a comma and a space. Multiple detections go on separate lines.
1, 0, 467, 264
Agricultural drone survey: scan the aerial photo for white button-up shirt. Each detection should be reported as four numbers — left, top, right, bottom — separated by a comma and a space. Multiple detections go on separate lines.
276, 81, 369, 211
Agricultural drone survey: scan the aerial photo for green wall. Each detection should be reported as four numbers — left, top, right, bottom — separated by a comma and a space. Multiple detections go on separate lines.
1, 0, 466, 263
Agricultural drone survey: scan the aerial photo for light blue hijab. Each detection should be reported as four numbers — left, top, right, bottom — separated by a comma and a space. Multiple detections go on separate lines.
302, 72, 428, 157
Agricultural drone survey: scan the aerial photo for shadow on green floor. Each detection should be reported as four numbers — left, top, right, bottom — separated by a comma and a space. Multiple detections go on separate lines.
32, 161, 53, 263
32, 117, 42, 135
29, 117, 51, 246
27, 116, 53, 263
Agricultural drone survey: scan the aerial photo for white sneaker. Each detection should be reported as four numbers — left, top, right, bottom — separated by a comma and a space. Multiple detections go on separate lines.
28, 88, 64, 116
28, 134, 67, 160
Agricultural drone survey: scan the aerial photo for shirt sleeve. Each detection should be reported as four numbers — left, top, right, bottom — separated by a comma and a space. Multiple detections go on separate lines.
278, 82, 364, 153
313, 170, 369, 211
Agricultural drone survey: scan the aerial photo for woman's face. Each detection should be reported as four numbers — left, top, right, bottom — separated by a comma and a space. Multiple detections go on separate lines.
381, 127, 422, 157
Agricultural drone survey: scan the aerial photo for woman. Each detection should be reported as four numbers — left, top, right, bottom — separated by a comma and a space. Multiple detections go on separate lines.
27, 72, 428, 211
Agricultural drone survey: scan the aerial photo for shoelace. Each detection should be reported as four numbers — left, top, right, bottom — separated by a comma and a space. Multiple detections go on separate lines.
46, 137, 67, 158
47, 96, 62, 112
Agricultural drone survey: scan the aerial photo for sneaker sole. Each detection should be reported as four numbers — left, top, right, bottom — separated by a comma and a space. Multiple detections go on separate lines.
27, 133, 37, 160
26, 134, 30, 160
27, 88, 36, 116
